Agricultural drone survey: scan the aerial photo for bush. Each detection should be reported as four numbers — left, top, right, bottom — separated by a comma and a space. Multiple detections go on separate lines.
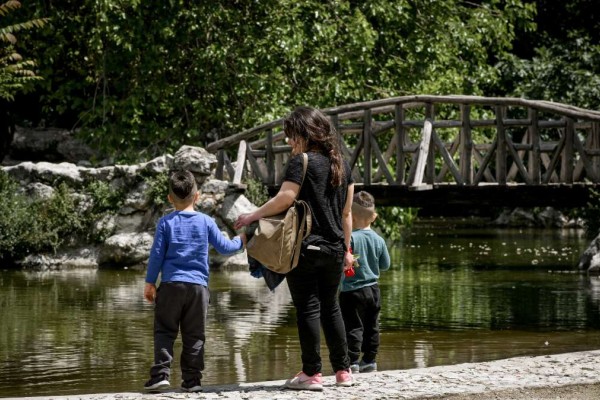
0, 171, 128, 264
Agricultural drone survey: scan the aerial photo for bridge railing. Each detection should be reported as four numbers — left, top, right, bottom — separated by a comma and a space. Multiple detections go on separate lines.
206, 95, 600, 191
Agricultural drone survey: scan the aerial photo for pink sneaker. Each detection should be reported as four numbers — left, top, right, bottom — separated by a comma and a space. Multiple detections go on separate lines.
285, 371, 323, 391
336, 368, 354, 387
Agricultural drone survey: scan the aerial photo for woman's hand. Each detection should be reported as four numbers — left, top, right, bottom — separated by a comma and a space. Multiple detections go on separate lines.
344, 250, 354, 270
234, 212, 257, 230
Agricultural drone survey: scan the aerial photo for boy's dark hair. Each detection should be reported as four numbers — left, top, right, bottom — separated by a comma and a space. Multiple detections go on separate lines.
169, 169, 197, 201
352, 191, 376, 219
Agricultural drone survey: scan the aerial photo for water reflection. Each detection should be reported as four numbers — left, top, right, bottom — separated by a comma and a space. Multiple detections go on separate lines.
1, 225, 600, 397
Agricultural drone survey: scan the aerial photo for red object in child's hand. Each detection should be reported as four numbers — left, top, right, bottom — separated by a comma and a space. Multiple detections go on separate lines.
344, 267, 355, 277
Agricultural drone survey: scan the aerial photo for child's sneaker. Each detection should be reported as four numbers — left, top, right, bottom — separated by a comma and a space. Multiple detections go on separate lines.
284, 371, 323, 391
181, 376, 202, 392
359, 360, 377, 373
144, 374, 170, 391
335, 368, 354, 386
350, 363, 360, 373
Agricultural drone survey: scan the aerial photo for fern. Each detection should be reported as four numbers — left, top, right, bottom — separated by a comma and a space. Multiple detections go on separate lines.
0, 0, 47, 101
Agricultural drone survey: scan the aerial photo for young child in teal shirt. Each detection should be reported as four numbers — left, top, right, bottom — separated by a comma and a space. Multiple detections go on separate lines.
340, 191, 390, 373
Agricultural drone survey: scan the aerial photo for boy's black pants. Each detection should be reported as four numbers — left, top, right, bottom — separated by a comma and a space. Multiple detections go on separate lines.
339, 284, 381, 364
150, 282, 209, 381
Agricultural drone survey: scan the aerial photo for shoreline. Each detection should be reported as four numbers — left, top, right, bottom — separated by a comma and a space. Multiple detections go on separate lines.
4, 349, 600, 399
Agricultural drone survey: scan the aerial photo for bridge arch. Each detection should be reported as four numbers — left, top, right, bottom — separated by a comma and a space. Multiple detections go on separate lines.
207, 95, 600, 208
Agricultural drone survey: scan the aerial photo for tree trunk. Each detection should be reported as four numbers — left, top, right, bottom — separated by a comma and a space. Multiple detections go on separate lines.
0, 100, 15, 163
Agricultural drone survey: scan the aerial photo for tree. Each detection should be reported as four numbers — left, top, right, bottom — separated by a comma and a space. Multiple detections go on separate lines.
0, 0, 46, 162
13, 0, 535, 161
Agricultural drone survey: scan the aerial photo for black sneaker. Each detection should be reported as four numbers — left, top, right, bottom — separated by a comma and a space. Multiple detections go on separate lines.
144, 374, 170, 391
181, 377, 202, 392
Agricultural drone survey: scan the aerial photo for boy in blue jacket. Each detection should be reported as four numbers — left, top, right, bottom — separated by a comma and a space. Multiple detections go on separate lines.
143, 169, 245, 392
340, 191, 391, 373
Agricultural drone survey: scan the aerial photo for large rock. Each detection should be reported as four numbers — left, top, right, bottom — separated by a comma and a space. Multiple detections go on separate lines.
172, 145, 217, 182
578, 233, 600, 273
1, 142, 255, 270
9, 127, 95, 163
98, 232, 154, 267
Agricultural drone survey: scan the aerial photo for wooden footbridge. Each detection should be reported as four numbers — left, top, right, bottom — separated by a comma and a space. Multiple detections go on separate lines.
207, 95, 600, 208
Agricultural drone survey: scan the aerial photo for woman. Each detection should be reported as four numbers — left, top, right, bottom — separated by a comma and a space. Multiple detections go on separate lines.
234, 106, 355, 391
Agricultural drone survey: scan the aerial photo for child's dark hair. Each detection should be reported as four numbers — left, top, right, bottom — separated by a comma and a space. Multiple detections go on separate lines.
352, 191, 376, 219
169, 169, 197, 201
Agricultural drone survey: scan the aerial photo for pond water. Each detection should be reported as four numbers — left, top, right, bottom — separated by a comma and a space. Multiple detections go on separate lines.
1, 222, 600, 397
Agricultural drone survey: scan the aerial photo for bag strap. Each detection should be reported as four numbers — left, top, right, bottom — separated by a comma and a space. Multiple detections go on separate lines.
290, 200, 311, 268
290, 154, 311, 269
294, 153, 308, 200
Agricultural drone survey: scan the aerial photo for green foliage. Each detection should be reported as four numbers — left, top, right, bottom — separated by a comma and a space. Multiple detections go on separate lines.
0, 0, 46, 101
373, 206, 417, 244
144, 171, 169, 208
0, 170, 35, 261
35, 183, 85, 251
0, 172, 127, 263
496, 36, 600, 109
14, 0, 535, 160
245, 177, 270, 207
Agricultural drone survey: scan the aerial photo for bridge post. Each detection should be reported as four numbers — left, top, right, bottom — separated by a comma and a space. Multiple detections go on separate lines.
561, 118, 574, 184
495, 106, 507, 185
266, 129, 275, 185
394, 104, 405, 184
593, 123, 600, 181
364, 109, 372, 185
529, 108, 541, 184
425, 104, 435, 185
460, 104, 473, 185
215, 150, 225, 180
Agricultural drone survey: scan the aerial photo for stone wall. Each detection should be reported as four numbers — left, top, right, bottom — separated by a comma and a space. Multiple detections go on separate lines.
1, 142, 256, 271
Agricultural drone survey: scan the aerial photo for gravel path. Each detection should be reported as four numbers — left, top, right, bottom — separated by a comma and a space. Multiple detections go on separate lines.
5, 350, 600, 400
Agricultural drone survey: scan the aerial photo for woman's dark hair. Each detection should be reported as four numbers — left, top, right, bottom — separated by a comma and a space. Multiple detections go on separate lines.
283, 106, 345, 186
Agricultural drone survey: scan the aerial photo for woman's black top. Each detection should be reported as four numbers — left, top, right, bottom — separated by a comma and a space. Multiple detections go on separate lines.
284, 152, 353, 253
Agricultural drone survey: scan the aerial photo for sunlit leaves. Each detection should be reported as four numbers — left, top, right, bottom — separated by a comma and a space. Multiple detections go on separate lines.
15, 0, 535, 160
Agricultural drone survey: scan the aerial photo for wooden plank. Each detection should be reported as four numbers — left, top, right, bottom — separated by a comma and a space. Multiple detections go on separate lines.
593, 123, 600, 182
373, 135, 396, 181
435, 134, 460, 182
495, 106, 507, 185
215, 149, 225, 180
474, 137, 498, 184
232, 140, 247, 184
460, 104, 473, 185
406, 151, 419, 186
425, 105, 435, 185
504, 131, 533, 184
395, 104, 406, 184
573, 131, 597, 181
529, 108, 541, 184
266, 129, 274, 185
507, 131, 529, 181
245, 143, 267, 183
411, 119, 433, 187
364, 109, 372, 185
339, 134, 363, 182
370, 135, 395, 184
561, 118, 574, 183
431, 130, 464, 184
542, 132, 566, 184
473, 147, 497, 183
223, 152, 235, 182
540, 153, 559, 183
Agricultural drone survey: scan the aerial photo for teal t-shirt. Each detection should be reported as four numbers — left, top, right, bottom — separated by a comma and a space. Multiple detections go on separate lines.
341, 228, 391, 292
